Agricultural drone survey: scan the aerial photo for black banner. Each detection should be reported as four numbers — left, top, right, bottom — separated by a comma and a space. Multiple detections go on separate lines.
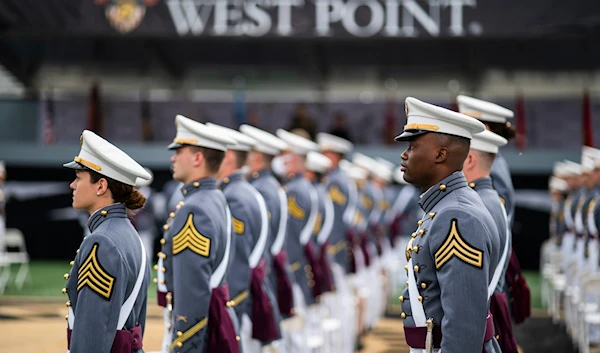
0, 0, 598, 39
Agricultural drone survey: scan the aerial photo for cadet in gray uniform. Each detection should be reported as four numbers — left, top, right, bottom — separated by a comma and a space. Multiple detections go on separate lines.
63, 130, 152, 353
208, 123, 282, 350
305, 151, 336, 295
396, 97, 501, 353
157, 115, 240, 353
457, 95, 516, 226
463, 130, 518, 352
275, 128, 320, 307
316, 133, 356, 273
240, 124, 297, 319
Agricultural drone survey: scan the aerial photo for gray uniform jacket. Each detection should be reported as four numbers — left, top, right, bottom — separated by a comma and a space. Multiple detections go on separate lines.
324, 167, 355, 270
66, 203, 150, 353
285, 173, 318, 306
400, 172, 501, 353
249, 169, 289, 288
471, 177, 509, 293
220, 171, 257, 322
159, 178, 234, 353
490, 153, 515, 227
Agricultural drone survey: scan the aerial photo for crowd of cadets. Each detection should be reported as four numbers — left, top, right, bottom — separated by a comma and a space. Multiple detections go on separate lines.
61, 95, 531, 353
544, 146, 600, 352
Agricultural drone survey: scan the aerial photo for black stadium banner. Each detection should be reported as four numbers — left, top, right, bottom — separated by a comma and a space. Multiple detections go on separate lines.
0, 0, 597, 39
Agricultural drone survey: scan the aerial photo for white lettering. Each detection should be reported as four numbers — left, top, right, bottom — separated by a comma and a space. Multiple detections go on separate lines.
384, 0, 400, 36
244, 1, 272, 37
448, 0, 476, 36
402, 0, 439, 37
276, 0, 303, 36
342, 0, 385, 37
213, 1, 243, 35
315, 0, 345, 36
166, 0, 214, 36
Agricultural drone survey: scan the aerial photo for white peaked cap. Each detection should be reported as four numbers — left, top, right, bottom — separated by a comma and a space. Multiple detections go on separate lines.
316, 132, 354, 154
167, 115, 236, 151
64, 130, 151, 186
549, 177, 568, 192
470, 130, 508, 154
306, 151, 332, 174
205, 123, 257, 151
352, 152, 377, 172
562, 160, 582, 176
457, 95, 514, 123
376, 157, 396, 170
395, 97, 485, 141
552, 162, 568, 178
582, 146, 600, 169
372, 161, 393, 182
276, 129, 318, 156
239, 124, 288, 156
339, 160, 368, 181
393, 167, 409, 185
135, 167, 154, 188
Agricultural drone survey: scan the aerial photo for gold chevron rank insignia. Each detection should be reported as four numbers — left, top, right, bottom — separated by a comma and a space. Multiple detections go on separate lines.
380, 200, 390, 211
434, 219, 483, 269
172, 213, 211, 257
77, 243, 115, 300
328, 185, 347, 205
313, 212, 323, 234
233, 217, 245, 234
288, 195, 305, 220
362, 195, 373, 210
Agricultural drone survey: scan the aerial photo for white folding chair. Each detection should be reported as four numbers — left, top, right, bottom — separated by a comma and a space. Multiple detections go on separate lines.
579, 275, 600, 353
0, 228, 31, 294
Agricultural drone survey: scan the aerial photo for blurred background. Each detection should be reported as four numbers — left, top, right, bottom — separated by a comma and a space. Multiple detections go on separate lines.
0, 2, 598, 351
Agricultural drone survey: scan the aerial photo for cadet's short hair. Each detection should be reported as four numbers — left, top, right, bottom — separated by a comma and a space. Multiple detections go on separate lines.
487, 122, 517, 141
474, 150, 496, 170
190, 146, 225, 173
233, 150, 249, 169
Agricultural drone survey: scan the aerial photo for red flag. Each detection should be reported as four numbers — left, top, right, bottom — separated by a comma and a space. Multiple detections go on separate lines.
515, 91, 527, 152
582, 90, 594, 147
86, 83, 103, 134
384, 99, 396, 145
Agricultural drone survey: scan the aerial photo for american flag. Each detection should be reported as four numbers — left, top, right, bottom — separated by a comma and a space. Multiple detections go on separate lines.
42, 90, 56, 144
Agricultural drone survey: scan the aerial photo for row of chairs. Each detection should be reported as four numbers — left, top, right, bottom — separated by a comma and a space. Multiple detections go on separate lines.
541, 239, 600, 353
0, 228, 30, 294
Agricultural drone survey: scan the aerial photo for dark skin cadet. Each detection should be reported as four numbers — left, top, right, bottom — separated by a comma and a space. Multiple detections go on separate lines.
400, 132, 470, 192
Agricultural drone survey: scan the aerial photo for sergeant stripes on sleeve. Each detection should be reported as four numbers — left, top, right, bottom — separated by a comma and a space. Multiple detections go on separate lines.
169, 317, 208, 351
172, 213, 211, 257
434, 219, 483, 269
77, 243, 115, 300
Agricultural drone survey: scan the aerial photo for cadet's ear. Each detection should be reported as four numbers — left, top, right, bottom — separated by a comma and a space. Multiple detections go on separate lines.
96, 177, 109, 197
463, 152, 474, 171
435, 147, 448, 164
193, 149, 206, 168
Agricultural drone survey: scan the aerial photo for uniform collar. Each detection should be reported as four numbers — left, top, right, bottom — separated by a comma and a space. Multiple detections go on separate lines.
418, 171, 468, 213
469, 176, 493, 192
219, 171, 244, 191
286, 172, 304, 183
249, 168, 272, 181
88, 203, 127, 233
181, 177, 217, 198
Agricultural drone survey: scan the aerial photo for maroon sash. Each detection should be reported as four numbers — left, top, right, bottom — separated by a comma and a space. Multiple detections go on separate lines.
360, 232, 371, 267
505, 249, 531, 324
207, 284, 240, 353
157, 290, 169, 307
404, 312, 494, 349
346, 229, 357, 274
319, 242, 335, 292
490, 292, 519, 353
304, 242, 324, 299
389, 214, 404, 248
273, 251, 294, 316
68, 325, 143, 352
250, 260, 281, 342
